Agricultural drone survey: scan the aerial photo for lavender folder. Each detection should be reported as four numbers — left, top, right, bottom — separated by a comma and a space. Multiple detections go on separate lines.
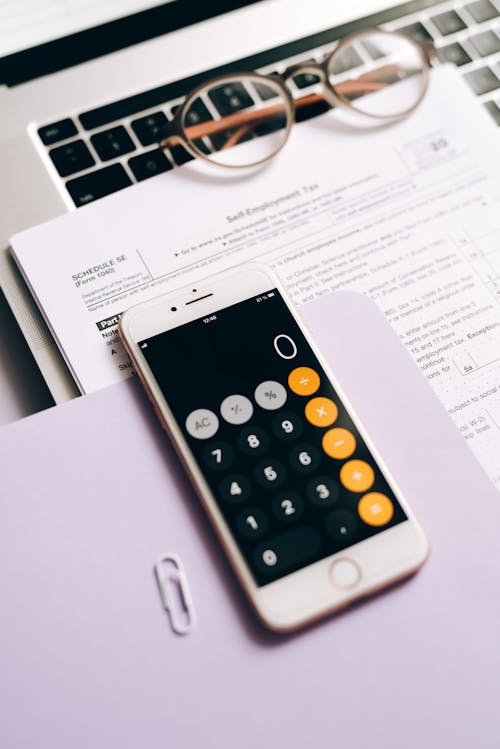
1, 292, 499, 749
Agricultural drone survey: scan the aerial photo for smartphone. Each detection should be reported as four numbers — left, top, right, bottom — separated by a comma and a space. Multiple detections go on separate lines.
119, 264, 429, 632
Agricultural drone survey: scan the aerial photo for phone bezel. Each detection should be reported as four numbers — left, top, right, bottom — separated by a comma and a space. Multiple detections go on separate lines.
119, 263, 429, 632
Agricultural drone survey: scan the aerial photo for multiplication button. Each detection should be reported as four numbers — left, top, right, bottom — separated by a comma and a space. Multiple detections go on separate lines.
305, 397, 338, 427
254, 526, 322, 575
185, 408, 219, 439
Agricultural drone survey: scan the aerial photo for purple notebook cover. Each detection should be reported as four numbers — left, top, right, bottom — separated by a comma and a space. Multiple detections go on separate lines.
1, 292, 499, 748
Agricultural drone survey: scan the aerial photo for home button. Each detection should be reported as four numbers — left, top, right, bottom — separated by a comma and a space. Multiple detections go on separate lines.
330, 558, 361, 589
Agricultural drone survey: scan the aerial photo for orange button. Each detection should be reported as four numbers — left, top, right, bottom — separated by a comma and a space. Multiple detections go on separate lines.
305, 397, 338, 427
340, 460, 375, 493
288, 367, 320, 396
322, 428, 356, 460
358, 492, 394, 526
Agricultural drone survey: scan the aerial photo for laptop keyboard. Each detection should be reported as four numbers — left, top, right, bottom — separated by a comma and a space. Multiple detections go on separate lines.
34, 0, 500, 209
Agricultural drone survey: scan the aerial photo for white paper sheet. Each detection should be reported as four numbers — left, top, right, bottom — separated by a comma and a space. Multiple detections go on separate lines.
11, 66, 500, 487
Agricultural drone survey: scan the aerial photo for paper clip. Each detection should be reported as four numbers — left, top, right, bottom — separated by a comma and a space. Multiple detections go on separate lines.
154, 553, 196, 635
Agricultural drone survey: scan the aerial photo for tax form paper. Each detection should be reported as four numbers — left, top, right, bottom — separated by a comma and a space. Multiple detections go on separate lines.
11, 66, 500, 489
1, 292, 499, 749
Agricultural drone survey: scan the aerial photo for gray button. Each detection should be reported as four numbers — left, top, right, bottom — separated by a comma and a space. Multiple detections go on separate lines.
185, 408, 219, 439
330, 558, 361, 588
220, 394, 253, 425
254, 380, 287, 410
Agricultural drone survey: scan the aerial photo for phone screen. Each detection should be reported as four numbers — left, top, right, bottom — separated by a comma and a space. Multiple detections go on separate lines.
140, 289, 407, 586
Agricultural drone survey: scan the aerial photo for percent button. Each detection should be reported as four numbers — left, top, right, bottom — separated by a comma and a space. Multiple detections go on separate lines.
254, 380, 287, 410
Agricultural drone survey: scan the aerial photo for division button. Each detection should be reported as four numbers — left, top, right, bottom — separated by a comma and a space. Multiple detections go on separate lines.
340, 460, 375, 493
322, 428, 356, 460
185, 408, 219, 439
220, 394, 254, 425
236, 508, 269, 539
219, 474, 252, 504
305, 396, 338, 427
201, 441, 235, 471
254, 526, 322, 575
330, 558, 361, 588
306, 476, 340, 507
288, 366, 320, 396
325, 509, 358, 544
254, 380, 287, 410
358, 493, 394, 526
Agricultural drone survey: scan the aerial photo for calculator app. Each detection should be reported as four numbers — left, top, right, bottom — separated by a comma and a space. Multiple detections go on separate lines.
141, 289, 407, 586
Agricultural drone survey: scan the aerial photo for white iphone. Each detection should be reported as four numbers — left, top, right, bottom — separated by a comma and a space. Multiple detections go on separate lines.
119, 264, 429, 632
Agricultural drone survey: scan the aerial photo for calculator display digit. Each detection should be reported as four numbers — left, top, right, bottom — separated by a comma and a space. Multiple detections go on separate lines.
140, 289, 407, 587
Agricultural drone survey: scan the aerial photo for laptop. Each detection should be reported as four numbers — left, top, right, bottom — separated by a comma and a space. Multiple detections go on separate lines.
0, 0, 499, 424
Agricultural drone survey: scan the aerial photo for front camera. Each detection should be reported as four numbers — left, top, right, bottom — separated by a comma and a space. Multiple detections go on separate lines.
171, 306, 177, 312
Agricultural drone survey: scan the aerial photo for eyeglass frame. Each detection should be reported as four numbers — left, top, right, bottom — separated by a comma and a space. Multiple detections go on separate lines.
158, 28, 435, 169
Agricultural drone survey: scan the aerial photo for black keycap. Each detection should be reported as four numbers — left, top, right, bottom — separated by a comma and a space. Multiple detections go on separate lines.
180, 97, 213, 126
131, 112, 168, 146
169, 144, 195, 165
469, 30, 500, 57
253, 80, 280, 99
66, 164, 132, 207
397, 21, 433, 42
484, 100, 500, 124
90, 126, 135, 161
431, 10, 467, 35
38, 118, 77, 145
208, 82, 254, 116
128, 149, 173, 181
49, 140, 95, 177
465, 0, 499, 23
464, 66, 500, 94
293, 72, 320, 89
253, 526, 322, 575
329, 46, 363, 75
437, 42, 472, 66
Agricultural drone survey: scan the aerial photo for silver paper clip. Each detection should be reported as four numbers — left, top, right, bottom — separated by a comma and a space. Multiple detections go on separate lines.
154, 553, 196, 635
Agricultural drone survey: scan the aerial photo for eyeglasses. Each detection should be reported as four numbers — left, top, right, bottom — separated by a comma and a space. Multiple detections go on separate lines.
158, 28, 434, 170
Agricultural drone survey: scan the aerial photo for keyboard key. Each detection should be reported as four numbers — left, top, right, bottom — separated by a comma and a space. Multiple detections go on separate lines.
329, 46, 363, 75
465, 0, 499, 23
208, 82, 254, 116
431, 10, 467, 36
293, 72, 320, 89
219, 474, 251, 504
469, 30, 500, 57
38, 118, 77, 145
90, 126, 135, 161
180, 97, 213, 126
436, 42, 472, 66
254, 459, 286, 489
236, 508, 269, 539
253, 526, 322, 575
66, 164, 132, 207
397, 21, 433, 42
325, 510, 358, 544
49, 140, 95, 177
306, 476, 340, 507
289, 443, 321, 473
169, 144, 195, 165
484, 99, 500, 124
464, 66, 500, 94
131, 112, 168, 146
128, 149, 172, 181
272, 492, 304, 523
